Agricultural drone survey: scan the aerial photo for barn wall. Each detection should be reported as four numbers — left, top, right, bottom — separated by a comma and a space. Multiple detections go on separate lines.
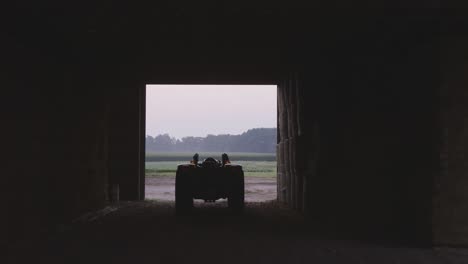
4, 36, 111, 246
108, 80, 143, 201
277, 15, 439, 243
6, 4, 468, 249
433, 36, 468, 246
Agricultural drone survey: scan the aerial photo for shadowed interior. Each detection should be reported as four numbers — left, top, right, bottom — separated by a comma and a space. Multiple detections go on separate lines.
4, 3, 467, 258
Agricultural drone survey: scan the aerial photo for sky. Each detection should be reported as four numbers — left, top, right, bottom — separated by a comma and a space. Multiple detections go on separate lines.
146, 85, 277, 139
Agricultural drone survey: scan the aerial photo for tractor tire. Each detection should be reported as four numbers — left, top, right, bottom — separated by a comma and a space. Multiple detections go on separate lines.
175, 170, 193, 213
228, 170, 245, 212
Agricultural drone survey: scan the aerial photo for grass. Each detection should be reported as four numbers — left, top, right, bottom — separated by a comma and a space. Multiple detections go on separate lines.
145, 160, 277, 178
146, 152, 276, 162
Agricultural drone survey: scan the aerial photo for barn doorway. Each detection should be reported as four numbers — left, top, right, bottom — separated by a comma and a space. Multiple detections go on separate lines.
144, 84, 278, 203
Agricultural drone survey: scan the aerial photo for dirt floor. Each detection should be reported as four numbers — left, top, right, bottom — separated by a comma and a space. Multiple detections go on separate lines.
145, 176, 277, 201
7, 201, 468, 264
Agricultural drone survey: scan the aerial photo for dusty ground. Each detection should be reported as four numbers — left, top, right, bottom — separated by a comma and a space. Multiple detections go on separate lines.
7, 201, 468, 264
145, 176, 277, 202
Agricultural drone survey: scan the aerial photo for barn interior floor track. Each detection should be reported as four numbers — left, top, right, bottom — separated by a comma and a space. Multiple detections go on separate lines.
7, 201, 467, 264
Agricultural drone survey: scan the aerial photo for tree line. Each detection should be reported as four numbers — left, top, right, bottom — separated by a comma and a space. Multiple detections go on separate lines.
146, 128, 276, 153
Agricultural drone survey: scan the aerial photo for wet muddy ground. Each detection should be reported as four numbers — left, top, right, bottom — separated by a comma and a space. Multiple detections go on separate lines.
145, 176, 277, 202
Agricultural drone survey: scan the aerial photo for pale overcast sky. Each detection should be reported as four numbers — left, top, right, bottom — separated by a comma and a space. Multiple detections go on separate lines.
146, 85, 277, 139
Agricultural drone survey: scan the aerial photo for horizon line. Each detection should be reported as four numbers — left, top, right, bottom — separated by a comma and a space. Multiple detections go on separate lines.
146, 127, 277, 139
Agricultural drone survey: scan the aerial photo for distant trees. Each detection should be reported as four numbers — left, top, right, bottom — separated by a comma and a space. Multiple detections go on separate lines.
146, 134, 177, 152
146, 128, 276, 153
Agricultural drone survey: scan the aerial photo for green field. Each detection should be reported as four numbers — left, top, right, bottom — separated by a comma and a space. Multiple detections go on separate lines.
146, 160, 276, 178
146, 152, 276, 162
145, 152, 276, 177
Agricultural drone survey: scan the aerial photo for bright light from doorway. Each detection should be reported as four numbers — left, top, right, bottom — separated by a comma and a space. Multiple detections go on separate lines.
145, 84, 277, 202
146, 85, 277, 139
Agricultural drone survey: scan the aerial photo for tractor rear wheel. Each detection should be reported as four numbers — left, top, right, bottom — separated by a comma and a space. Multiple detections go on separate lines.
175, 170, 193, 213
228, 170, 245, 212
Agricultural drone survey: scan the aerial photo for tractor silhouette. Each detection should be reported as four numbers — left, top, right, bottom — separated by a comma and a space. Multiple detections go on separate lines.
175, 153, 244, 212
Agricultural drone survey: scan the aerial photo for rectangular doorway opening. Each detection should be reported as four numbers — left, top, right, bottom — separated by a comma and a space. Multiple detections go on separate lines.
144, 84, 277, 204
